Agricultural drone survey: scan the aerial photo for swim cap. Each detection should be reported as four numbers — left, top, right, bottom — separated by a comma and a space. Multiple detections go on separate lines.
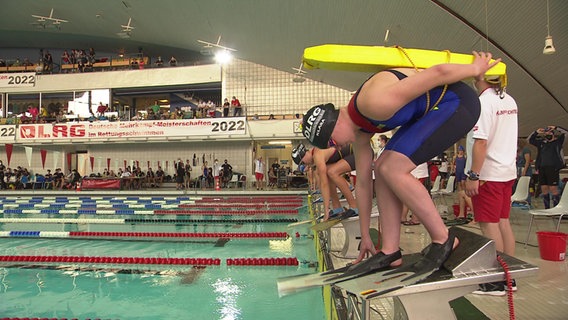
458, 145, 465, 151
291, 143, 307, 165
302, 103, 338, 149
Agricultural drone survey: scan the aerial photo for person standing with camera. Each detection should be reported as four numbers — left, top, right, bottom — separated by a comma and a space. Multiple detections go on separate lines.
528, 126, 567, 208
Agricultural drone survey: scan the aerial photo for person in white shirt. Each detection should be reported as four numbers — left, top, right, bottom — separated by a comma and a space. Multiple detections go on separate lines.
120, 168, 132, 190
212, 159, 222, 188
254, 156, 265, 190
465, 76, 518, 295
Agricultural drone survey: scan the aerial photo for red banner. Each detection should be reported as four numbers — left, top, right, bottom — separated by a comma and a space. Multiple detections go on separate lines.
66, 153, 72, 169
90, 156, 95, 171
40, 149, 47, 169
81, 178, 121, 190
5, 144, 13, 166
107, 158, 111, 170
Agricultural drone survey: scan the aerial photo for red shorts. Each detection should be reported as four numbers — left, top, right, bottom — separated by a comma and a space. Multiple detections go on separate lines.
255, 172, 264, 180
471, 179, 515, 223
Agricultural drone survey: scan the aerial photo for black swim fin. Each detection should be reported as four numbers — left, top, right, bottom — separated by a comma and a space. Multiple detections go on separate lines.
277, 264, 352, 296
325, 250, 402, 283
382, 231, 456, 282
311, 209, 359, 232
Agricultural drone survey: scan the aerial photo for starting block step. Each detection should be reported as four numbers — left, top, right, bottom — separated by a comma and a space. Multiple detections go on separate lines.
340, 212, 380, 258
336, 227, 538, 320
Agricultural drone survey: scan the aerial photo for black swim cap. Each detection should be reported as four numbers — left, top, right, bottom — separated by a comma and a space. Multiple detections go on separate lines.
291, 143, 307, 165
302, 103, 338, 149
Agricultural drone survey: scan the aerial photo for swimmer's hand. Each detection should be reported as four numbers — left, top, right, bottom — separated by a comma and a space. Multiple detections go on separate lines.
353, 236, 377, 264
472, 51, 501, 80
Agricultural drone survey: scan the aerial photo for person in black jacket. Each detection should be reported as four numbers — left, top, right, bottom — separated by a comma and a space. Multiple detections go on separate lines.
528, 126, 567, 208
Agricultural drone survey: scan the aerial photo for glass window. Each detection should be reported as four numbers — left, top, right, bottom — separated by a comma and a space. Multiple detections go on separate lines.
42, 92, 74, 120
67, 89, 110, 118
6, 93, 39, 117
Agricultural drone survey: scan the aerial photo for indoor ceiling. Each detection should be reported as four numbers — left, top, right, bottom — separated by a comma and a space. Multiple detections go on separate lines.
0, 0, 566, 137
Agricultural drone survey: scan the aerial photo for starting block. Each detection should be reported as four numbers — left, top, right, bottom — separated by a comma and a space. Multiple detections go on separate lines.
340, 212, 380, 258
335, 227, 538, 320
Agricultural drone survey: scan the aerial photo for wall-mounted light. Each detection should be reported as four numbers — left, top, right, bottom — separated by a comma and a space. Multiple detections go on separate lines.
268, 140, 292, 145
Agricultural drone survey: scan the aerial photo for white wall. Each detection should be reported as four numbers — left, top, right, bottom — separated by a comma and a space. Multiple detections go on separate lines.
3, 64, 221, 93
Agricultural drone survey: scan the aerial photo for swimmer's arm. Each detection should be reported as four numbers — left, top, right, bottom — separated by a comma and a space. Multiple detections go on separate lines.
353, 134, 375, 242
314, 149, 332, 216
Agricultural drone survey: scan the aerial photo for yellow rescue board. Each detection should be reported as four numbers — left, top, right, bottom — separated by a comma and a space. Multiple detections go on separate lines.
302, 44, 506, 77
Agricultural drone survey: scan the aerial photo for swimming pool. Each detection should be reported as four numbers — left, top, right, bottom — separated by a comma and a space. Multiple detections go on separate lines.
0, 195, 324, 319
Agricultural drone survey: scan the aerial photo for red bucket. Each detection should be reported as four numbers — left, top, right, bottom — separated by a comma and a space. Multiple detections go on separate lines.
537, 231, 567, 261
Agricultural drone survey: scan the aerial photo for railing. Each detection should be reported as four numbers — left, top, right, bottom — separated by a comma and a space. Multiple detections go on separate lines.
0, 64, 41, 73
60, 56, 150, 72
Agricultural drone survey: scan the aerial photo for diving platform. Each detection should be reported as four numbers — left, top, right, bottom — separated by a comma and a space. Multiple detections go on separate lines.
335, 227, 538, 320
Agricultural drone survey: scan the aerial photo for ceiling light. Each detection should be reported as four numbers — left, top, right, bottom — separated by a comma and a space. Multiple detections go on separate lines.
197, 36, 237, 60
214, 50, 232, 64
291, 62, 307, 83
543, 36, 556, 55
200, 47, 214, 56
268, 140, 292, 145
543, 0, 556, 55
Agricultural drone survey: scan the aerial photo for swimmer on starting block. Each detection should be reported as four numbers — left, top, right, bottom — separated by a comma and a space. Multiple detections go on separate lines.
292, 142, 358, 220
302, 51, 501, 279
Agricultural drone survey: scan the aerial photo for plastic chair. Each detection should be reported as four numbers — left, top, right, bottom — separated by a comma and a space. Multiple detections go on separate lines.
438, 175, 456, 206
228, 175, 240, 188
33, 175, 46, 189
430, 176, 442, 194
511, 176, 531, 207
524, 187, 567, 247
430, 176, 442, 204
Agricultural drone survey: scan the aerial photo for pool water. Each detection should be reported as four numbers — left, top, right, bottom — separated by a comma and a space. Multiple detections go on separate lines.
0, 197, 324, 320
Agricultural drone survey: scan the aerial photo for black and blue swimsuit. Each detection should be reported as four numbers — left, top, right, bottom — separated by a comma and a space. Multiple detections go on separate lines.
347, 70, 481, 165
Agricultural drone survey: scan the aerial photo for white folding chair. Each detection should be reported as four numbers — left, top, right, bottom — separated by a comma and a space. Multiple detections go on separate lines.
429, 175, 449, 214
430, 176, 442, 203
438, 175, 456, 206
524, 187, 567, 247
430, 175, 442, 194
511, 176, 531, 207
228, 175, 240, 188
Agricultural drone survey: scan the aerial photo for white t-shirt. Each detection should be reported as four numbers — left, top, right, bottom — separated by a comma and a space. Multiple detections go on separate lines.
255, 159, 264, 174
212, 162, 221, 177
466, 88, 518, 181
439, 161, 448, 173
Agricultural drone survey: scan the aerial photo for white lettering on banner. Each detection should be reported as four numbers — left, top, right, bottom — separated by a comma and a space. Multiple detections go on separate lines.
16, 118, 247, 141
0, 73, 36, 88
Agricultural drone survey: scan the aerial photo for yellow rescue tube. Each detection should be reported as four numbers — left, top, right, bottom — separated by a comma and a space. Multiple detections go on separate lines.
303, 44, 506, 79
